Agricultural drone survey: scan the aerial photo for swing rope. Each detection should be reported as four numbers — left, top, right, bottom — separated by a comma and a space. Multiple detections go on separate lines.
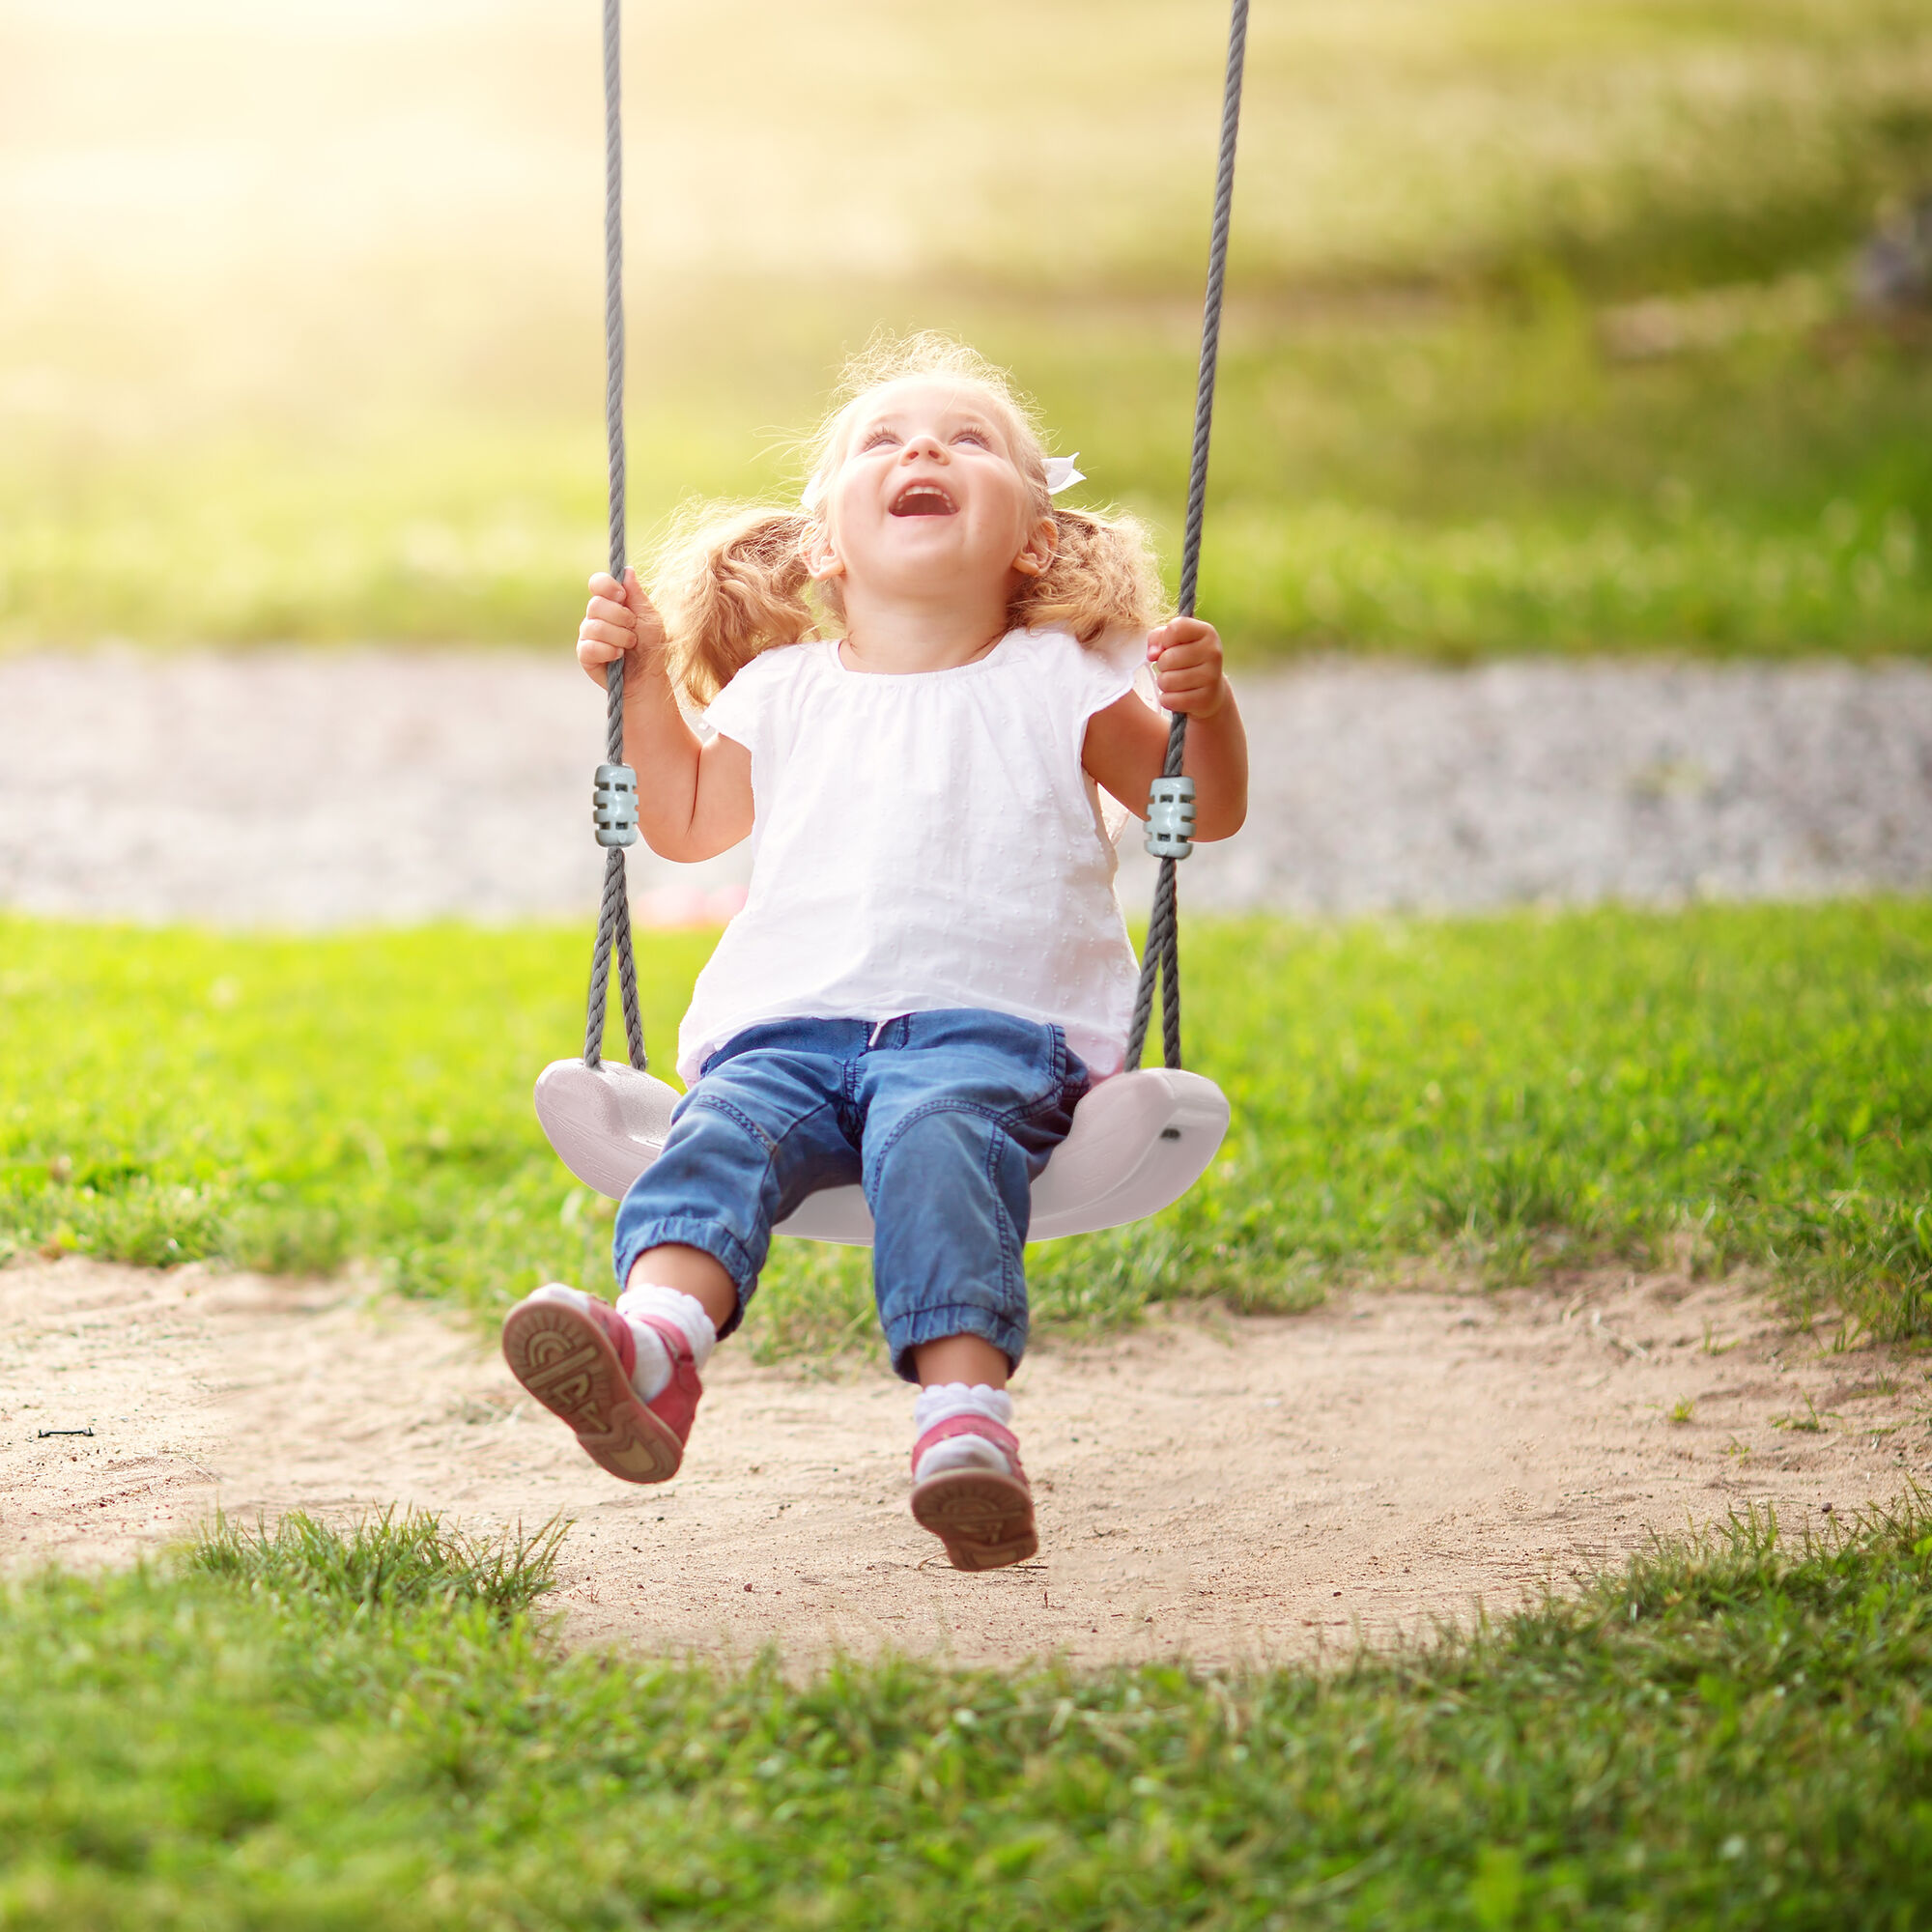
578, 0, 1248, 1080
582, 0, 647, 1072
1124, 0, 1248, 1074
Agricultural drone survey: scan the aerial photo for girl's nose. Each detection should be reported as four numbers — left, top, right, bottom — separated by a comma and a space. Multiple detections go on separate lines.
902, 434, 946, 463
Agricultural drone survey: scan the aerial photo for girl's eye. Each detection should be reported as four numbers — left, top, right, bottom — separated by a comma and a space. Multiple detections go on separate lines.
861, 429, 899, 451
953, 429, 992, 448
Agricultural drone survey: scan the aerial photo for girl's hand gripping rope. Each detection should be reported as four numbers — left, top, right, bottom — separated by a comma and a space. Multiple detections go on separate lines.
1146, 615, 1230, 719
1084, 615, 1247, 842
578, 568, 666, 690
573, 567, 754, 863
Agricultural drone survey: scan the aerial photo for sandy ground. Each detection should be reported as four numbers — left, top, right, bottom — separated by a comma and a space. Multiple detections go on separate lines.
5, 1255, 1923, 1667
3, 651, 1929, 926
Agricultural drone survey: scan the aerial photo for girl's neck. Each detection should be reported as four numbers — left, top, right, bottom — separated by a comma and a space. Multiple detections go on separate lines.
836, 583, 1013, 675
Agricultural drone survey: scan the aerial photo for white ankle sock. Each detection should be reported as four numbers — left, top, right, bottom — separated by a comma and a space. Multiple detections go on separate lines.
913, 1382, 1013, 1481
614, 1283, 718, 1402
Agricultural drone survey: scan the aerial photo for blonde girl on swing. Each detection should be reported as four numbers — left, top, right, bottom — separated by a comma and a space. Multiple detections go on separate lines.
503, 334, 1247, 1571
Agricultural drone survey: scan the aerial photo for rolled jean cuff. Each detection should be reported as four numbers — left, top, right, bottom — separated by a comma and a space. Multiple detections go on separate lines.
612, 1213, 757, 1338
886, 1302, 1029, 1385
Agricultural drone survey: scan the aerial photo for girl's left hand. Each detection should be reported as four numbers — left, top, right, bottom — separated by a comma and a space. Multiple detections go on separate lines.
1147, 616, 1228, 718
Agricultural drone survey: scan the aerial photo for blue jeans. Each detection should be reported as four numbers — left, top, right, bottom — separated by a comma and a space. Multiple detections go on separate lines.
612, 1010, 1090, 1381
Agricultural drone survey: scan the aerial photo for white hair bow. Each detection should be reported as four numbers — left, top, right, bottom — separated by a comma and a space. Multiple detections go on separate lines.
799, 451, 1086, 514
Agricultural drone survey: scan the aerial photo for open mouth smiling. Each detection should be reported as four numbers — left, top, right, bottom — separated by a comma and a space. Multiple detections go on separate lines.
889, 480, 958, 517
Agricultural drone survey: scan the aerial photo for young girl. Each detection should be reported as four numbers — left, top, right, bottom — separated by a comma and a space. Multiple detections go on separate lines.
502, 335, 1247, 1571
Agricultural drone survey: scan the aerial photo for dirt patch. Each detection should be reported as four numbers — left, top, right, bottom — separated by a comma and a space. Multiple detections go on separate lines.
3, 1257, 1924, 1666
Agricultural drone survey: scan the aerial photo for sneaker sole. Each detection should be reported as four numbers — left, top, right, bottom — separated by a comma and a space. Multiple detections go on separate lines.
501, 1298, 684, 1485
909, 1468, 1037, 1572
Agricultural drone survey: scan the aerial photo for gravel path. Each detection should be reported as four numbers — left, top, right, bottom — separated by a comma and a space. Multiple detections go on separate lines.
2, 649, 1928, 926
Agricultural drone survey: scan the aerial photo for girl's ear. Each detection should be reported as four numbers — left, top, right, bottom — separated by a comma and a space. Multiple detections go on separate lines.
1012, 514, 1059, 579
804, 521, 844, 583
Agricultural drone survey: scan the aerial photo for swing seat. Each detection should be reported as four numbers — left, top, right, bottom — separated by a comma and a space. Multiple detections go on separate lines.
533, 1057, 1229, 1246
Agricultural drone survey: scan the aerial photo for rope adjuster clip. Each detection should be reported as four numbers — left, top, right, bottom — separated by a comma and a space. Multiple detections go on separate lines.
592, 762, 639, 847
1145, 774, 1197, 860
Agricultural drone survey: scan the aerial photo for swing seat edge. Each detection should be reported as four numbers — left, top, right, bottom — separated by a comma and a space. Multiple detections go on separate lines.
533, 1058, 1229, 1246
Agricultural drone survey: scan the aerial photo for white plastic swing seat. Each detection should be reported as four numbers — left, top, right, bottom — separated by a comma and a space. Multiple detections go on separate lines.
533, 1056, 1229, 1245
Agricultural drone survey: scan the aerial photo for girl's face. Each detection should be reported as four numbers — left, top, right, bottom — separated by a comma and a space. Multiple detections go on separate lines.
811, 378, 1055, 610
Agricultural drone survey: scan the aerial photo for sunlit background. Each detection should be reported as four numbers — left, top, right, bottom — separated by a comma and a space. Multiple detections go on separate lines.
3, 0, 1929, 655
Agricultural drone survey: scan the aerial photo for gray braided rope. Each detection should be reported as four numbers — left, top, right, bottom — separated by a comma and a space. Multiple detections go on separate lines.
582, 0, 647, 1072
1125, 0, 1248, 1072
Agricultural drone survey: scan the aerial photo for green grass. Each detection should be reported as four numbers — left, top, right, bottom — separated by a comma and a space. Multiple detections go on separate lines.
3, 901, 1928, 1352
4, 1499, 1931, 1927
188, 1507, 567, 1623
3, 0, 1931, 657
7, 293, 1931, 660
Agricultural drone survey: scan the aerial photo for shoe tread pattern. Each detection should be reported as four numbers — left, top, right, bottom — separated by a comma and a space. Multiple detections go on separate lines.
910, 1468, 1038, 1571
501, 1300, 682, 1484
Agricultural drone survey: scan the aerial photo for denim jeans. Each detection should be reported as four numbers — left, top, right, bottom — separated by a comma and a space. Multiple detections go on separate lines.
612, 1009, 1090, 1380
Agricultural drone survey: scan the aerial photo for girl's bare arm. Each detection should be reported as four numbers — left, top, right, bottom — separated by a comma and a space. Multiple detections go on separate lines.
577, 569, 754, 862
1081, 616, 1248, 841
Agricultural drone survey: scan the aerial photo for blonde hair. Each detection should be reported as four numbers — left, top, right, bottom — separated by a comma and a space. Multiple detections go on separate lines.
650, 332, 1167, 705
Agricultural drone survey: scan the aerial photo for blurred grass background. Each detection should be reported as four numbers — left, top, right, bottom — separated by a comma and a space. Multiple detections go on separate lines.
4, 0, 1931, 658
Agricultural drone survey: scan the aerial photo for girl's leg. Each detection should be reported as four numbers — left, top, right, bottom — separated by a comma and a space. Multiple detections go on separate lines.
604, 1242, 736, 1418
507, 1027, 863, 1483
612, 1031, 863, 1340
624, 1243, 737, 1335
860, 1014, 1085, 1382
910, 1334, 1009, 1389
858, 1011, 1088, 1570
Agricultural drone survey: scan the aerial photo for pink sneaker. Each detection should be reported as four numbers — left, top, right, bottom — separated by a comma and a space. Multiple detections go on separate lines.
501, 1285, 700, 1484
909, 1416, 1038, 1571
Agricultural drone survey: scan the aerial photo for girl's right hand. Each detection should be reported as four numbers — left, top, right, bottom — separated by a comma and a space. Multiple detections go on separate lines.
577, 568, 667, 688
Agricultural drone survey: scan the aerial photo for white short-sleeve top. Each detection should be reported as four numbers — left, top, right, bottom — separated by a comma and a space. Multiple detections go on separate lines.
675, 626, 1145, 1084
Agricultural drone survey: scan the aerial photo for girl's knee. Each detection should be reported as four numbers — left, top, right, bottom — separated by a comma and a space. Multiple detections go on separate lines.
871, 1100, 1013, 1180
